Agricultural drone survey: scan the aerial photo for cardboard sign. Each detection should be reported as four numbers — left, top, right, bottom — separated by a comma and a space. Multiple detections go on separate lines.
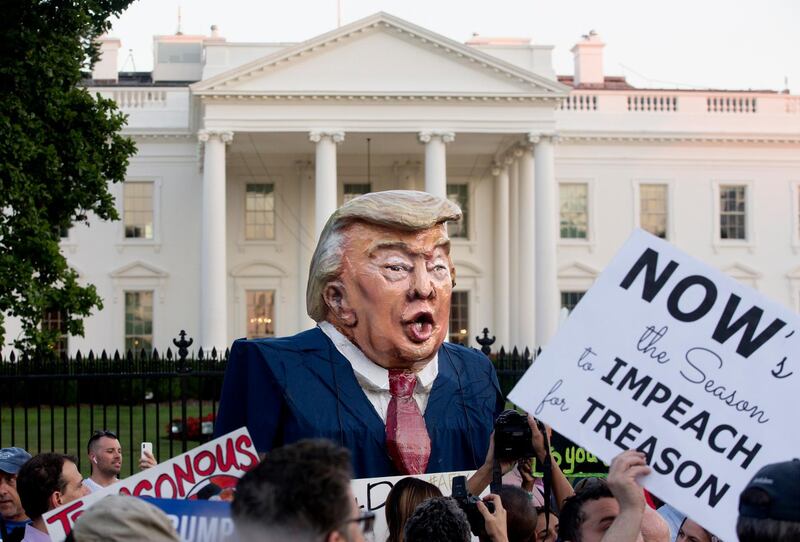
509, 229, 799, 542
352, 470, 476, 541
143, 498, 236, 542
44, 428, 258, 541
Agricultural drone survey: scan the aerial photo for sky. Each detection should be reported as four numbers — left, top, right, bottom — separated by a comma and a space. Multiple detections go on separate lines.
109, 0, 798, 92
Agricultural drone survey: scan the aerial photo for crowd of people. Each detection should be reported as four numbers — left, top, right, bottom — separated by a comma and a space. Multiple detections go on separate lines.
0, 423, 798, 541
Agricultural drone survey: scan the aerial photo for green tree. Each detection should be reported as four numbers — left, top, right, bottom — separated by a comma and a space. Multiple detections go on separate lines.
0, 1, 136, 355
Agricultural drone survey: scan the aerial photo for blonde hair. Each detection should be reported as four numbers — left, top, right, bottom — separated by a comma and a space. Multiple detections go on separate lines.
306, 190, 462, 322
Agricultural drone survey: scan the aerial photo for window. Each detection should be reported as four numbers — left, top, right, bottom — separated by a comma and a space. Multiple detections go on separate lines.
560, 183, 588, 239
720, 185, 746, 240
43, 309, 68, 356
245, 184, 275, 240
157, 43, 202, 63
561, 291, 585, 312
639, 184, 668, 238
246, 290, 275, 338
449, 291, 469, 345
123, 182, 154, 239
125, 291, 153, 352
447, 184, 469, 238
343, 183, 371, 204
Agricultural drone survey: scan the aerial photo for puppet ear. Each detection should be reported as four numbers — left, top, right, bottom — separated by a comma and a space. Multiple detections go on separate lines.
323, 281, 357, 327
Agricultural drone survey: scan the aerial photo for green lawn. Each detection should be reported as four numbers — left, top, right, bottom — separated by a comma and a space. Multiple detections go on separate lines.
0, 402, 217, 478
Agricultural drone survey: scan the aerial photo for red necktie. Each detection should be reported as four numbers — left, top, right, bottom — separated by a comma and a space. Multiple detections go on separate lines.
385, 369, 431, 474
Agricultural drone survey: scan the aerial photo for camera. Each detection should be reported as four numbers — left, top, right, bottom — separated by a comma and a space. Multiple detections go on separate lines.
494, 409, 536, 461
451, 475, 493, 537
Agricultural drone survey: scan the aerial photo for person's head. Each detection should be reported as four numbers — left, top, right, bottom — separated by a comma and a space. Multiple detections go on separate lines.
385, 477, 442, 542
0, 447, 32, 521
70, 494, 179, 542
737, 458, 800, 542
403, 496, 471, 542
232, 439, 372, 542
487, 486, 536, 542
87, 430, 122, 478
534, 507, 559, 542
677, 518, 718, 542
17, 453, 88, 521
559, 480, 642, 542
308, 190, 462, 370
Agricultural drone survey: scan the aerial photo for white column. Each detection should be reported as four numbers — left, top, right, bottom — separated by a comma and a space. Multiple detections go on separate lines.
198, 129, 233, 351
310, 130, 345, 239
518, 145, 536, 348
508, 150, 522, 348
418, 131, 455, 199
295, 160, 316, 331
492, 162, 510, 348
532, 133, 559, 347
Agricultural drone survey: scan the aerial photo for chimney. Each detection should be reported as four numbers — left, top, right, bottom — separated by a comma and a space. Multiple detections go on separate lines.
571, 30, 604, 87
92, 36, 121, 82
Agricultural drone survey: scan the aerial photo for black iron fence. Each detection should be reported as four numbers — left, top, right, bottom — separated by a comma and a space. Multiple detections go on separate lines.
0, 328, 533, 477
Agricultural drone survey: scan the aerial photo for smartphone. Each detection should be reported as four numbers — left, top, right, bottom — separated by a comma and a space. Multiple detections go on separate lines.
141, 441, 153, 459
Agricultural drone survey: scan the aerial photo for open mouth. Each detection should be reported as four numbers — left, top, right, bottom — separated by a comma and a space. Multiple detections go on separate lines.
403, 311, 435, 343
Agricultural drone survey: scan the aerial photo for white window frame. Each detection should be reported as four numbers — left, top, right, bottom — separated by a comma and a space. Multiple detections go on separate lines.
448, 289, 472, 346
117, 177, 162, 252
122, 289, 156, 354
237, 177, 283, 251
230, 261, 287, 338
791, 181, 800, 253
632, 180, 675, 241
446, 181, 472, 242
339, 181, 372, 206
711, 180, 754, 251
558, 179, 594, 248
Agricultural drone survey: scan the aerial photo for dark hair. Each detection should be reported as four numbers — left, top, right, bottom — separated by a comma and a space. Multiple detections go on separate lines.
232, 439, 352, 541
17, 453, 78, 520
87, 430, 118, 453
496, 485, 537, 542
386, 477, 442, 542
404, 497, 471, 542
737, 487, 800, 542
558, 480, 614, 542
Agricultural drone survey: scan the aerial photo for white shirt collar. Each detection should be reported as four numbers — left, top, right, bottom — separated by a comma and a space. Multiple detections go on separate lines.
318, 321, 438, 393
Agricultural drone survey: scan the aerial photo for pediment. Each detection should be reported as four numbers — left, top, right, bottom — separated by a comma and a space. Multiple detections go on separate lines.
722, 262, 761, 280
109, 261, 169, 279
230, 261, 287, 278
192, 13, 568, 98
558, 262, 600, 279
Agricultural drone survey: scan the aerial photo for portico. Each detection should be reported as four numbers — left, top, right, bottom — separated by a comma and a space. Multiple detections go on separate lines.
191, 12, 569, 350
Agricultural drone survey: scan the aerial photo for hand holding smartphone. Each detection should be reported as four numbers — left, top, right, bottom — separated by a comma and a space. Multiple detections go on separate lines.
141, 441, 153, 459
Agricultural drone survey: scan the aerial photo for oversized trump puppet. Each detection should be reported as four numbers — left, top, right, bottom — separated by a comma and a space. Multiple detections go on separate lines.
215, 190, 503, 478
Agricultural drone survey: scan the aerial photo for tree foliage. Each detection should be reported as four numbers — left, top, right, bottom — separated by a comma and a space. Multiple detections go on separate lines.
0, 1, 136, 355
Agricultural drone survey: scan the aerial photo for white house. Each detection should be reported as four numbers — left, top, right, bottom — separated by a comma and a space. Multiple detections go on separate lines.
14, 12, 800, 355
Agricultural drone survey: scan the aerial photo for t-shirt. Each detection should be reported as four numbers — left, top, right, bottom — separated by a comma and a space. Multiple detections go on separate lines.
1, 518, 31, 542
83, 477, 118, 493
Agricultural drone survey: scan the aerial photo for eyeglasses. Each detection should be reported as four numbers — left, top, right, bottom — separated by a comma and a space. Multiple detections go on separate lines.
342, 511, 376, 534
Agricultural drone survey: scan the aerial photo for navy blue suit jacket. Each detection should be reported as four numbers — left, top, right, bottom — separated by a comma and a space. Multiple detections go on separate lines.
214, 327, 504, 479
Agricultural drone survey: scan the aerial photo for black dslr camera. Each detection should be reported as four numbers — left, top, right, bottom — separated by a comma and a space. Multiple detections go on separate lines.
494, 409, 536, 461
451, 475, 494, 537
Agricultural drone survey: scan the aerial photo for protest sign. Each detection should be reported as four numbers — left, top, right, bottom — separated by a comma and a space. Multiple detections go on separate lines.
531, 431, 608, 478
44, 427, 258, 541
143, 498, 235, 542
352, 470, 476, 541
509, 229, 799, 542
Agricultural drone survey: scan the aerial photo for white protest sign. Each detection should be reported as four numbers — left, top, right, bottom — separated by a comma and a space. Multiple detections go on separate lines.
509, 229, 799, 542
352, 470, 476, 541
44, 427, 259, 541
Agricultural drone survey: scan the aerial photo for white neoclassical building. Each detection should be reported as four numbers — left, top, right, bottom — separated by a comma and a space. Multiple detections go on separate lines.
13, 12, 800, 354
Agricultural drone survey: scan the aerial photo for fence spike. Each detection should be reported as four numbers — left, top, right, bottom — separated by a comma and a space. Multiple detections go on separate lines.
523, 347, 531, 361
9, 351, 15, 363
113, 350, 121, 362
166, 347, 173, 360
88, 350, 95, 362
211, 347, 218, 360
152, 348, 160, 361
75, 351, 82, 363
140, 348, 148, 360
224, 347, 230, 359
100, 350, 108, 362
198, 347, 204, 360
126, 349, 134, 363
